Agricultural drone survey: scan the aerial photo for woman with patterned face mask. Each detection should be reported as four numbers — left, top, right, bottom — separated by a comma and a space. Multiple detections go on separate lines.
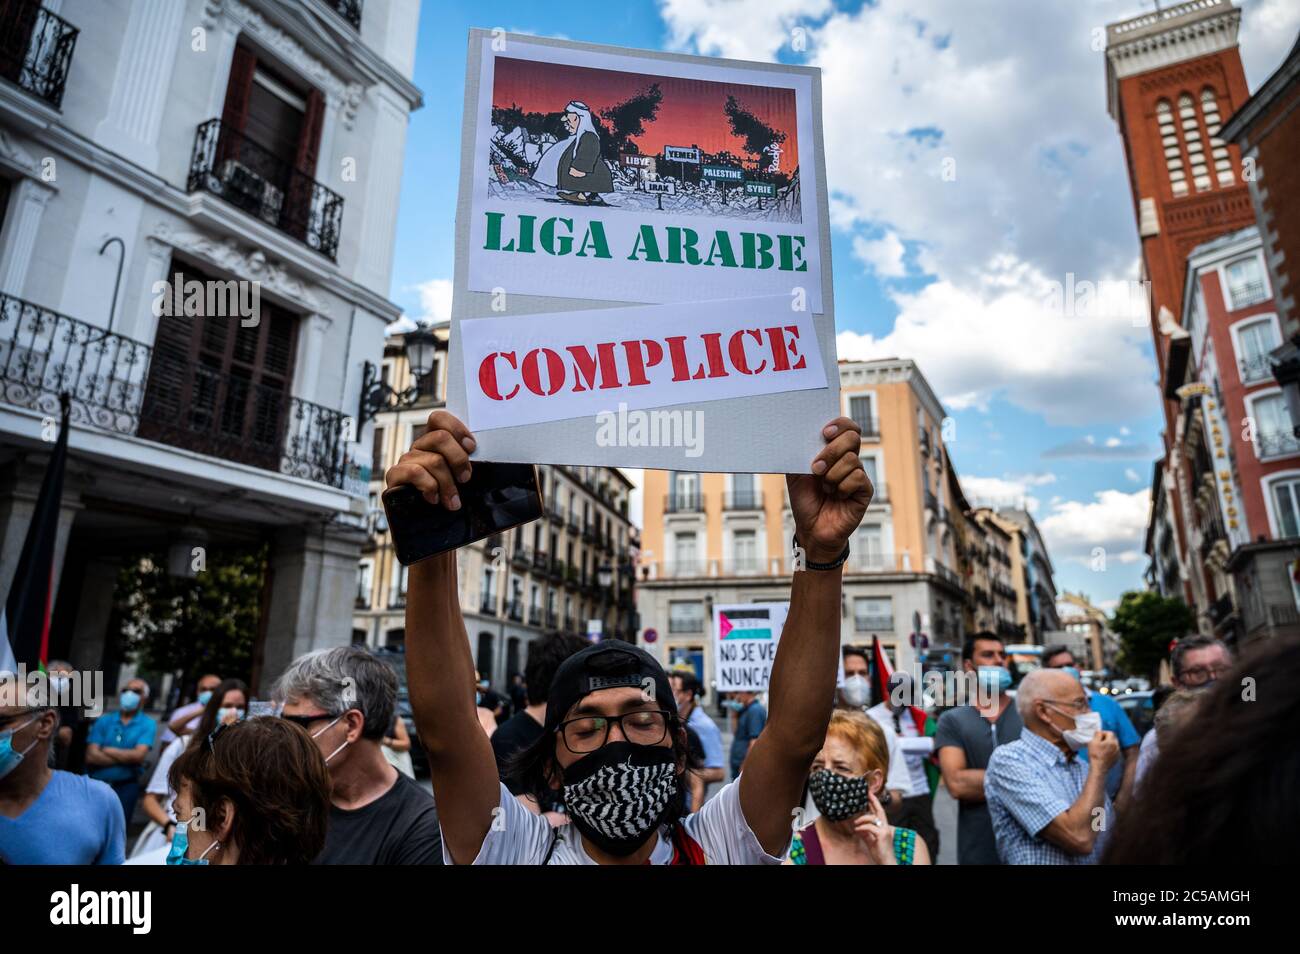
787, 710, 932, 865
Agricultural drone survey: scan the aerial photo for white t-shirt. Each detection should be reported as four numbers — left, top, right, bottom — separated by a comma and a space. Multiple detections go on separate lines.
146, 736, 186, 810
442, 777, 786, 865
866, 703, 932, 797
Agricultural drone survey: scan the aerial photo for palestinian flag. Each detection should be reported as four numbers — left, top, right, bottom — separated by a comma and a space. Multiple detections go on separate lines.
0, 394, 70, 674
870, 635, 894, 707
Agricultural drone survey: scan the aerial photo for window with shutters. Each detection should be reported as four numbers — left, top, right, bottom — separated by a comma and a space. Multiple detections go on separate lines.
1155, 99, 1188, 197
139, 261, 300, 472
1179, 93, 1211, 192
203, 44, 333, 251
1200, 87, 1234, 188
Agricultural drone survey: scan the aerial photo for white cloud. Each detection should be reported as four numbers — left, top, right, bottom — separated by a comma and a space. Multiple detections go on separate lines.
661, 0, 1300, 425
1124, 467, 1141, 483
961, 475, 1040, 512
412, 278, 453, 325
835, 259, 1154, 424
852, 231, 908, 278
1038, 487, 1151, 568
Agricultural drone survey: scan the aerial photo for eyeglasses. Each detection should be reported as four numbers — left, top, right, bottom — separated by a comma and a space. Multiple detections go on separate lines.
207, 720, 234, 752
1045, 698, 1090, 714
557, 710, 674, 753
1178, 665, 1229, 686
278, 712, 336, 731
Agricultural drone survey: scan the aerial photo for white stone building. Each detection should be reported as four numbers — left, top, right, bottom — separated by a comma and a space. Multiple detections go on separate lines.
0, 0, 422, 692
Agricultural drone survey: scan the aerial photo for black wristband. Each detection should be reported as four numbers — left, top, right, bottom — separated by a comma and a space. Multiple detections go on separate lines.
792, 534, 850, 571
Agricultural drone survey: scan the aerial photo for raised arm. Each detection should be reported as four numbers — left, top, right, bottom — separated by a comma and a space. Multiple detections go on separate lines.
738, 417, 871, 856
388, 410, 504, 864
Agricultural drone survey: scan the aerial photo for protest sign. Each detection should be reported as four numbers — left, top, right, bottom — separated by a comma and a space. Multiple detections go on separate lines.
449, 30, 838, 472
714, 602, 790, 692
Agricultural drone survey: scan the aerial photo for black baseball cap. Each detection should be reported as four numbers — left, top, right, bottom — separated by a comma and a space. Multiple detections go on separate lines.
543, 642, 674, 733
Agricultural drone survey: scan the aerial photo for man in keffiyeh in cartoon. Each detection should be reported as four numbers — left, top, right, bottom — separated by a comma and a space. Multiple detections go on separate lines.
531, 101, 614, 204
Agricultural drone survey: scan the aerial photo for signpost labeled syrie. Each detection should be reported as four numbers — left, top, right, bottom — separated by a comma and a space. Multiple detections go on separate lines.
745, 179, 776, 210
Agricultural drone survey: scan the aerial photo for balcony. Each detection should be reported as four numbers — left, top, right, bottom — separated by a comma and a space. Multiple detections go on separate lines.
511, 545, 532, 569
724, 490, 763, 510
188, 119, 344, 261
0, 2, 78, 110
0, 292, 351, 488
1239, 353, 1273, 385
727, 556, 762, 575
932, 562, 963, 589
851, 413, 880, 439
531, 551, 549, 573
1229, 279, 1269, 309
848, 552, 899, 573
663, 560, 704, 578
664, 494, 703, 514
566, 513, 580, 534
506, 599, 524, 622
1256, 429, 1300, 459
480, 595, 497, 616
328, 0, 363, 29
545, 609, 558, 630
854, 614, 894, 632
528, 606, 543, 626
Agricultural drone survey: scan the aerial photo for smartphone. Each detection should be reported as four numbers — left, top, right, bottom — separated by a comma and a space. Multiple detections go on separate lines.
382, 462, 543, 565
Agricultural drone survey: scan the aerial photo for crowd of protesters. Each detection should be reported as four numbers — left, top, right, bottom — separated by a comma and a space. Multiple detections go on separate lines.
1, 409, 1296, 865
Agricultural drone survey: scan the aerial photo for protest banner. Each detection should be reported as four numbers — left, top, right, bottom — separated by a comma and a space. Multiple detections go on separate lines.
449, 30, 838, 472
714, 602, 790, 692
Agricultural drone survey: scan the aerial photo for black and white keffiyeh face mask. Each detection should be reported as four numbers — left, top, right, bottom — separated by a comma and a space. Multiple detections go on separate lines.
562, 742, 679, 856
808, 768, 873, 821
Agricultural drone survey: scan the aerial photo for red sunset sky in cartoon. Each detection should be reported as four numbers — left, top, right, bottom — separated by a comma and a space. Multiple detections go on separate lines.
492, 57, 800, 169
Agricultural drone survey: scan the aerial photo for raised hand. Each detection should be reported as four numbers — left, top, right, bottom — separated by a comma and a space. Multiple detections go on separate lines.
384, 410, 477, 510
787, 418, 873, 564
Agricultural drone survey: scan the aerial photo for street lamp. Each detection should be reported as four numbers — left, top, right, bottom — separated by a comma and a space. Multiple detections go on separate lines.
358, 327, 438, 425
597, 563, 614, 588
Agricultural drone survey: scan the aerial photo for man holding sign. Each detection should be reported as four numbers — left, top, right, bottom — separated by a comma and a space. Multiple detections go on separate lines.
391, 410, 870, 865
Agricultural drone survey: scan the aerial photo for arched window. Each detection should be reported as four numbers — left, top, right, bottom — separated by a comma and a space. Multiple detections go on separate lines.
1179, 93, 1211, 192
1201, 87, 1234, 187
1156, 99, 1187, 197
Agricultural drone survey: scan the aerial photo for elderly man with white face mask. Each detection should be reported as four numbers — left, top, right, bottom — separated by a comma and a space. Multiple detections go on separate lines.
983, 668, 1120, 864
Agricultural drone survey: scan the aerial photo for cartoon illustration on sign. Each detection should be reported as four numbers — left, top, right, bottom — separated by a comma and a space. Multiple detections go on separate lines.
530, 101, 615, 205
488, 56, 801, 223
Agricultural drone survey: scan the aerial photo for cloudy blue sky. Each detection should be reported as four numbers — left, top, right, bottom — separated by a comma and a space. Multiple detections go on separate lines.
387, 0, 1300, 612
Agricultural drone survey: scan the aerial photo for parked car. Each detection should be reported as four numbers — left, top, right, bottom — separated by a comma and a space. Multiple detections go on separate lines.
1114, 689, 1155, 737
372, 646, 429, 776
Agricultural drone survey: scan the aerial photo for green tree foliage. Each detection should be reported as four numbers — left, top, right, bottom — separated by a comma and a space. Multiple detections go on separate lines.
724, 95, 788, 169
1110, 590, 1195, 680
113, 546, 267, 686
599, 83, 662, 160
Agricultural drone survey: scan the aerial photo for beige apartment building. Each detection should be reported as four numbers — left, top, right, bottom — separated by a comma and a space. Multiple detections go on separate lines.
968, 509, 1022, 641
637, 358, 974, 689
353, 329, 639, 689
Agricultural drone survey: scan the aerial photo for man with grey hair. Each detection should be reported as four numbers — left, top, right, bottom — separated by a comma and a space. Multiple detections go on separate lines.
1134, 635, 1232, 786
0, 676, 125, 863
275, 646, 442, 864
983, 669, 1120, 864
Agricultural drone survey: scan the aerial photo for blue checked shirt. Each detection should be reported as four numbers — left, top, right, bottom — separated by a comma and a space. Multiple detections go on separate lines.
984, 729, 1110, 865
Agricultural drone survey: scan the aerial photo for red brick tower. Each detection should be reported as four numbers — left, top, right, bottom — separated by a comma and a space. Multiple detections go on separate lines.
1105, 0, 1257, 607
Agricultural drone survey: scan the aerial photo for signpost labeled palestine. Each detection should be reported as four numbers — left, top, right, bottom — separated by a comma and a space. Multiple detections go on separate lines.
449, 30, 837, 473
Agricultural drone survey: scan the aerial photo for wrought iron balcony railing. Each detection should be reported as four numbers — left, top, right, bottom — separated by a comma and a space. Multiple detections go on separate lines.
188, 119, 344, 260
0, 292, 351, 489
664, 494, 703, 514
329, 0, 363, 29
0, 1, 78, 109
724, 490, 763, 510
1239, 353, 1273, 385
854, 614, 894, 632
1257, 430, 1300, 459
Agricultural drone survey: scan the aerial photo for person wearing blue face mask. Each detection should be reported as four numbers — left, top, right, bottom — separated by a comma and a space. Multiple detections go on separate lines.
0, 681, 125, 864
162, 673, 222, 745
1042, 646, 1140, 811
85, 678, 158, 825
934, 632, 1023, 865
165, 717, 330, 865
